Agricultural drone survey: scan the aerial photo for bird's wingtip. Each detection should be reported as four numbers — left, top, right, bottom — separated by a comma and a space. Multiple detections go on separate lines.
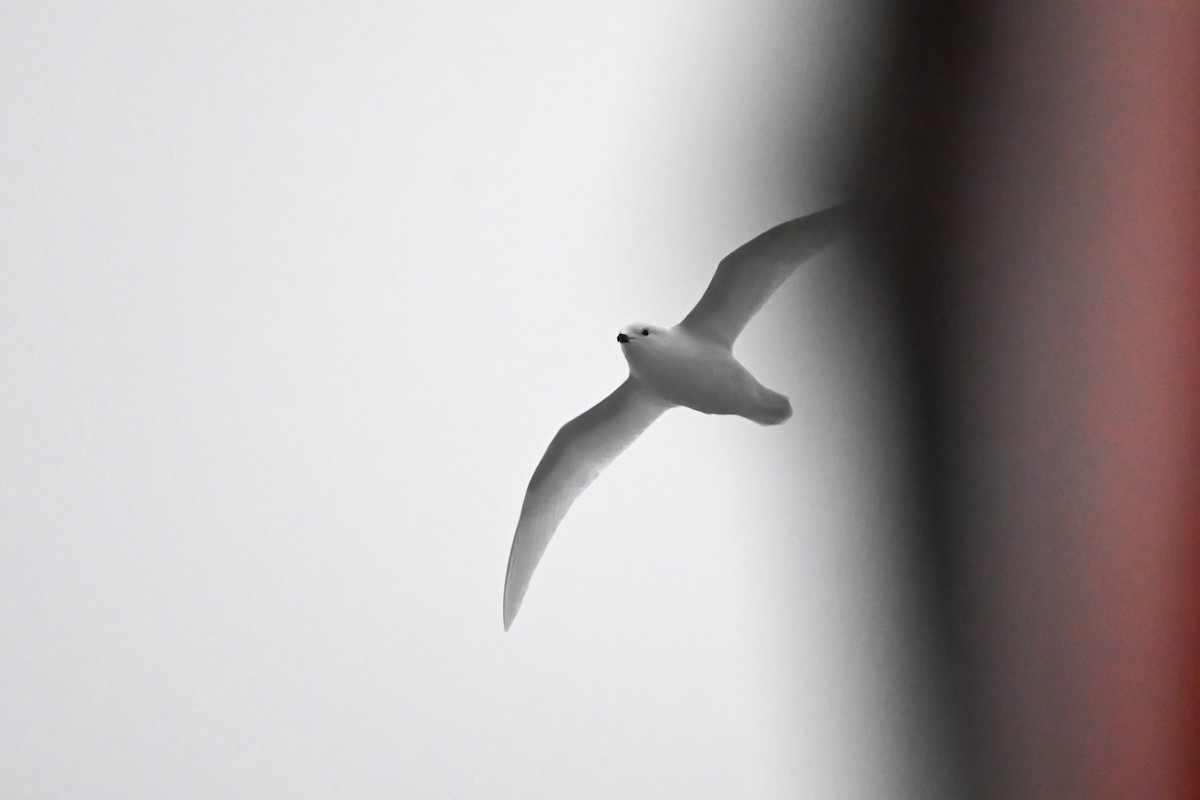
502, 594, 519, 632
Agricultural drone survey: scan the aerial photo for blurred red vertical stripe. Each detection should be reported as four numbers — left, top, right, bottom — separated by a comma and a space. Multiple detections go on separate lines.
963, 3, 1200, 797
1090, 4, 1200, 796
860, 0, 1200, 795
1181, 20, 1200, 793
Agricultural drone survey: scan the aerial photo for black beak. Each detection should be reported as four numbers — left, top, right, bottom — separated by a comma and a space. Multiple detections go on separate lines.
616, 333, 630, 344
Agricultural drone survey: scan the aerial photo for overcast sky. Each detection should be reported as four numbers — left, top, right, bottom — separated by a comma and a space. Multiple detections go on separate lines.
0, 2, 953, 798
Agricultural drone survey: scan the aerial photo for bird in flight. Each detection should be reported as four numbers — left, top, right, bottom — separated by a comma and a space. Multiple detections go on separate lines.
502, 205, 846, 630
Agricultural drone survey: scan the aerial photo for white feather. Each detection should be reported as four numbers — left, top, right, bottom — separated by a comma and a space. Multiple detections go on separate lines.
503, 378, 671, 630
502, 205, 844, 629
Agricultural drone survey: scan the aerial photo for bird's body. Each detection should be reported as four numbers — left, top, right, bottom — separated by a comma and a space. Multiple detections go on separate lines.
503, 205, 845, 629
619, 324, 792, 425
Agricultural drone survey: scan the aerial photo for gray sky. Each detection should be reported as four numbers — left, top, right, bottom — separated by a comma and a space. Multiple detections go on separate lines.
1, 2, 948, 797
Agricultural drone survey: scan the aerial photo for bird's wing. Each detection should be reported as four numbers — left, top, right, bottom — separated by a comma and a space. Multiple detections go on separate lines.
678, 205, 845, 348
503, 376, 670, 630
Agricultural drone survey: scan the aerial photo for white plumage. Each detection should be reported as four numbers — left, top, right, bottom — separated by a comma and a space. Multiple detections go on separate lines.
503, 205, 845, 630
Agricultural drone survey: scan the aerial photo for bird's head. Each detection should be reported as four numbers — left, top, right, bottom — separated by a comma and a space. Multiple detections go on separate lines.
616, 323, 672, 371
616, 323, 665, 347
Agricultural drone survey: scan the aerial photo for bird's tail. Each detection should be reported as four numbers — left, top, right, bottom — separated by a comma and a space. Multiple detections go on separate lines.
747, 386, 793, 426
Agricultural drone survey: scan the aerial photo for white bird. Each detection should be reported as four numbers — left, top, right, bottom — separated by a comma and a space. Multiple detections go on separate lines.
502, 205, 845, 630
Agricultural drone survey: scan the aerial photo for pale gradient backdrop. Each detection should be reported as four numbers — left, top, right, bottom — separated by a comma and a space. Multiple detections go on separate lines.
1, 2, 953, 797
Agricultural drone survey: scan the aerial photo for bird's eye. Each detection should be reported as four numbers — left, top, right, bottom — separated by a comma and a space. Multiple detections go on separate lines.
641, 328, 649, 336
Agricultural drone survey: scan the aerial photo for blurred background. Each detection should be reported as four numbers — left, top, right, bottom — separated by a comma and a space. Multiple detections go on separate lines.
2, 1, 1197, 798
857, 2, 1200, 798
